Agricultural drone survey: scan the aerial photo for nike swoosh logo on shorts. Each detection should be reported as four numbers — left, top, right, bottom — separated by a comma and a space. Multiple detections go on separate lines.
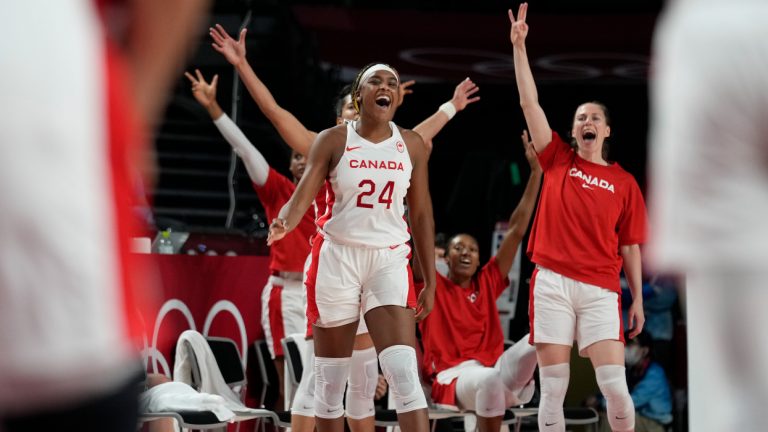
545, 421, 558, 426
346, 145, 362, 151
403, 399, 417, 406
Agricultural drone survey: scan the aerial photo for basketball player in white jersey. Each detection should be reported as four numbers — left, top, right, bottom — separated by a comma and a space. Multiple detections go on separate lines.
268, 63, 435, 432
207, 24, 478, 432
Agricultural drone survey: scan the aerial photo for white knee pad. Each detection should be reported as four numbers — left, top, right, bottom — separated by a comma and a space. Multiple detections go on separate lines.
378, 345, 427, 413
314, 356, 351, 419
497, 335, 538, 404
346, 346, 378, 419
596, 365, 635, 432
474, 369, 506, 418
538, 363, 570, 432
291, 341, 315, 417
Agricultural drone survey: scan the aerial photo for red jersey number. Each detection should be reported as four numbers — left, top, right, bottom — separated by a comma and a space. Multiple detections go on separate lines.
356, 180, 395, 209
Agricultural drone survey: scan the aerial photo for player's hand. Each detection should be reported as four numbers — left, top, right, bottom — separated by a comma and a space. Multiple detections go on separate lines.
521, 130, 541, 174
374, 375, 388, 400
451, 78, 480, 111
267, 218, 287, 246
210, 24, 247, 67
184, 69, 218, 109
626, 299, 645, 339
397, 80, 416, 107
414, 283, 435, 322
508, 3, 529, 47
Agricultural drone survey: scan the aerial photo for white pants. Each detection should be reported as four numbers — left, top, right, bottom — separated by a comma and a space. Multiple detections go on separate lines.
261, 275, 305, 358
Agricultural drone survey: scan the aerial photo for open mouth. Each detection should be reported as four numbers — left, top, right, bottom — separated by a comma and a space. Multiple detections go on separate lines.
582, 131, 596, 143
459, 257, 471, 265
375, 95, 392, 108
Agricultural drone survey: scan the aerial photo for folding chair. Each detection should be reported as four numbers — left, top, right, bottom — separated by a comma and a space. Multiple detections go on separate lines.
183, 336, 279, 432
139, 411, 229, 432
280, 335, 304, 409
205, 336, 248, 403
139, 370, 230, 432
563, 407, 599, 432
254, 339, 292, 428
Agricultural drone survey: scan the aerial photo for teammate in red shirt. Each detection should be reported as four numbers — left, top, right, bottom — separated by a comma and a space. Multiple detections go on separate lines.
416, 131, 542, 432
510, 4, 647, 432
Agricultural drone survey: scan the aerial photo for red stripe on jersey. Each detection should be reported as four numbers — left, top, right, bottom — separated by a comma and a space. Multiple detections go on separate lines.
304, 234, 325, 328
316, 179, 336, 230
528, 267, 540, 346
105, 38, 147, 344
268, 284, 286, 357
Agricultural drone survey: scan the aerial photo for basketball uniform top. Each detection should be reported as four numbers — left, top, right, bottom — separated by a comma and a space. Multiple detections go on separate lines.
318, 121, 412, 248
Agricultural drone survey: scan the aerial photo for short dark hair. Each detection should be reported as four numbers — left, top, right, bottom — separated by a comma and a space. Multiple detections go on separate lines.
334, 84, 353, 117
435, 232, 447, 250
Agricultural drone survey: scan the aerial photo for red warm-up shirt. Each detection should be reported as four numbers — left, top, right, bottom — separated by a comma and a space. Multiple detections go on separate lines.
526, 132, 647, 293
253, 168, 326, 273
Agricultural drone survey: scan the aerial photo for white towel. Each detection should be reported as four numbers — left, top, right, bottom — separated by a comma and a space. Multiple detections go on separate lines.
140, 381, 235, 421
173, 330, 268, 419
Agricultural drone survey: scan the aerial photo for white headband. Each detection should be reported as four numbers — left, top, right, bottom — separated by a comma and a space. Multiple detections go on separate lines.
358, 64, 400, 88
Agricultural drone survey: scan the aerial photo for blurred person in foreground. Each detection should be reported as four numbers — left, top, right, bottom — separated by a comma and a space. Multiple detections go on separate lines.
648, 0, 768, 430
0, 1, 207, 430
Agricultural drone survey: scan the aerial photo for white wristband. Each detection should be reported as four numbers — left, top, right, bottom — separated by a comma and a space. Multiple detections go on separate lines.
438, 101, 457, 120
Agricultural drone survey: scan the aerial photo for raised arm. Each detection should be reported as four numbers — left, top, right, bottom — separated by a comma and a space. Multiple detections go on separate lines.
495, 130, 543, 276
185, 69, 270, 186
509, 3, 552, 152
267, 127, 342, 244
209, 24, 317, 156
412, 78, 480, 154
404, 130, 436, 321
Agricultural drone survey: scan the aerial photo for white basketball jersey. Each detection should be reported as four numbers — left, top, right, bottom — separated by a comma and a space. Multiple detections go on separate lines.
318, 121, 412, 248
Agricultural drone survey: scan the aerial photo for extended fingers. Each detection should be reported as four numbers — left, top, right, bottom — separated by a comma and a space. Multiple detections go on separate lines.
209, 26, 225, 44
194, 68, 205, 83
519, 3, 528, 22
184, 71, 197, 84
215, 24, 232, 40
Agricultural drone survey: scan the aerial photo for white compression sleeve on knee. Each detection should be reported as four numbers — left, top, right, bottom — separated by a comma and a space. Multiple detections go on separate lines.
346, 346, 378, 419
497, 335, 538, 404
538, 363, 570, 432
291, 340, 315, 417
378, 345, 427, 413
474, 369, 506, 418
314, 356, 351, 419
596, 365, 635, 432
